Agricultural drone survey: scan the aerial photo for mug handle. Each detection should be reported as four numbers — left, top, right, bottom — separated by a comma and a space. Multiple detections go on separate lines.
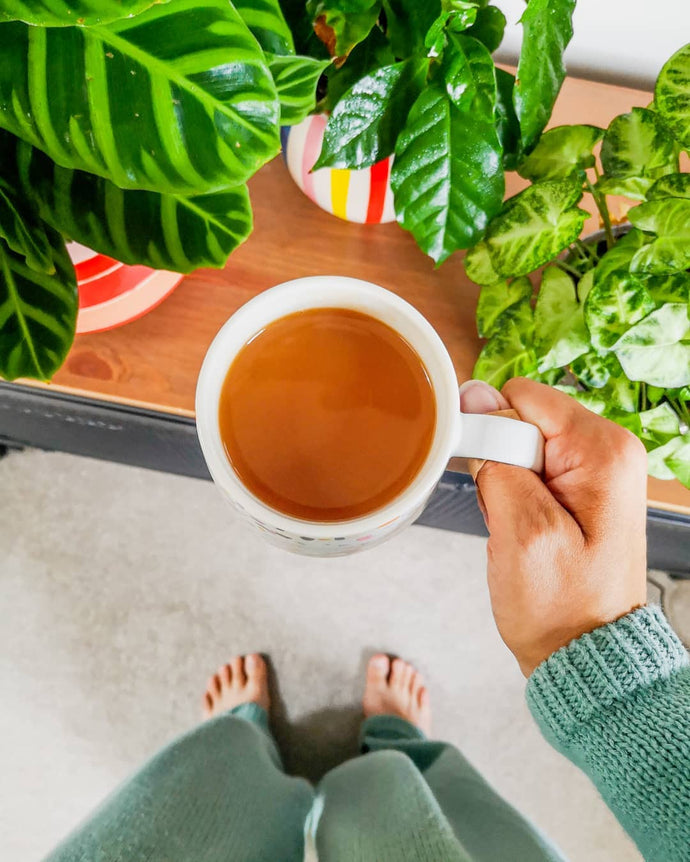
453, 408, 545, 473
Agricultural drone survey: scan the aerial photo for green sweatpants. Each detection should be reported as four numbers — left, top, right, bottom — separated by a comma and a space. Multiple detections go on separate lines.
46, 706, 564, 861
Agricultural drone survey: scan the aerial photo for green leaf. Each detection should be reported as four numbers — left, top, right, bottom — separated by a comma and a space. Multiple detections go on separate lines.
464, 5, 506, 54
647, 173, 690, 200
647, 435, 686, 480
424, 4, 478, 55
629, 198, 690, 273
473, 300, 537, 389
464, 239, 499, 285
9, 137, 253, 273
382, 0, 440, 58
576, 268, 594, 303
279, 0, 331, 57
0, 0, 161, 26
533, 266, 589, 371
513, 0, 576, 152
638, 402, 682, 449
666, 433, 690, 487
494, 68, 520, 170
476, 275, 532, 338
570, 350, 614, 388
644, 271, 690, 306
613, 303, 690, 388
322, 24, 394, 111
593, 227, 647, 283
391, 36, 503, 263
584, 267, 655, 351
309, 0, 382, 57
470, 178, 587, 278
268, 54, 330, 125
597, 108, 677, 200
599, 365, 639, 413
0, 229, 76, 381
314, 57, 428, 169
655, 42, 690, 150
518, 124, 603, 182
0, 1, 280, 195
234, 0, 295, 55
0, 183, 53, 273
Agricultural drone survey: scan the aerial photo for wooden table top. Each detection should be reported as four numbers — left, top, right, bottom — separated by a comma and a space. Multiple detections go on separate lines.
21, 75, 690, 515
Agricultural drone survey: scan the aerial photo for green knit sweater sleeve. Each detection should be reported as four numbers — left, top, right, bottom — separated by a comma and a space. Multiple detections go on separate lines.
526, 605, 690, 862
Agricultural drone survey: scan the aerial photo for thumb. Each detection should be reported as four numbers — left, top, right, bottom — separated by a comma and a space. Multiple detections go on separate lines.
459, 380, 567, 539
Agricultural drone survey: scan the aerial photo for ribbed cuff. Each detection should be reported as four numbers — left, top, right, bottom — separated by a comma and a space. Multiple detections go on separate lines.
526, 605, 688, 743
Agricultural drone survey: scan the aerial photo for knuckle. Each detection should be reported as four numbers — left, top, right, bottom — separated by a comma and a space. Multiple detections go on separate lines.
610, 425, 647, 470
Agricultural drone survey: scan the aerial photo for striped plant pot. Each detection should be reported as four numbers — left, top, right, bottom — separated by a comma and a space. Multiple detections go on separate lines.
281, 114, 396, 224
68, 243, 184, 334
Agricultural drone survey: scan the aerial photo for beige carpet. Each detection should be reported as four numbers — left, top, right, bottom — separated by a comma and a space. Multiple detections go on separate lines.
0, 449, 641, 862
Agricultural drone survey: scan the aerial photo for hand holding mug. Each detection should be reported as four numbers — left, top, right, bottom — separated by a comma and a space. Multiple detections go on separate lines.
460, 377, 649, 676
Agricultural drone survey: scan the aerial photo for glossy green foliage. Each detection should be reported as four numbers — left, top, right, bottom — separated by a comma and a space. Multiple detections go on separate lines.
518, 125, 603, 182
476, 275, 532, 338
655, 42, 690, 149
0, 0, 161, 26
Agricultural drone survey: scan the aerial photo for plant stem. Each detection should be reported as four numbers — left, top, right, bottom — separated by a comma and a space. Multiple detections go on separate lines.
585, 176, 615, 249
575, 238, 599, 262
640, 382, 647, 412
555, 260, 582, 278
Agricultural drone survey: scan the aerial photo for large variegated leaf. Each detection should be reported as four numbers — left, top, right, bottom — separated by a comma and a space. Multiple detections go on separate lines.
665, 433, 690, 487
647, 173, 690, 200
0, 0, 280, 195
655, 43, 690, 149
584, 268, 655, 351
597, 108, 677, 200
514, 0, 575, 152
0, 0, 160, 26
518, 125, 603, 182
476, 276, 532, 338
628, 199, 690, 274
234, 0, 295, 55
613, 303, 690, 388
466, 178, 587, 279
391, 35, 503, 263
533, 266, 589, 371
0, 182, 53, 273
473, 300, 537, 389
315, 57, 428, 169
8, 135, 252, 273
638, 403, 682, 450
0, 229, 76, 381
268, 54, 330, 125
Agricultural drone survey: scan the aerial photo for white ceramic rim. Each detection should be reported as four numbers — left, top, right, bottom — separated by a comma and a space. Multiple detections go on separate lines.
195, 276, 462, 538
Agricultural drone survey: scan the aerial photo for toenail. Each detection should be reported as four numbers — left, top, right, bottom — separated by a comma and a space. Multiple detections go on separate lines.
371, 655, 388, 671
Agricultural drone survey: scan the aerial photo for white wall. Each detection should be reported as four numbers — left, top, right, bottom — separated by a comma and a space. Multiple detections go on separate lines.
494, 0, 690, 91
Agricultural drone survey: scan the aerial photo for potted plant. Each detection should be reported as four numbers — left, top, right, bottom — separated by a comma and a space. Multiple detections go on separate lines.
280, 0, 577, 254
0, 0, 328, 381
464, 42, 690, 489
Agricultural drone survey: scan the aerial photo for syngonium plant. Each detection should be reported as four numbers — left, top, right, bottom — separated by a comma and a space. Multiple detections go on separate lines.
0, 0, 578, 383
464, 43, 690, 489
0, 0, 330, 381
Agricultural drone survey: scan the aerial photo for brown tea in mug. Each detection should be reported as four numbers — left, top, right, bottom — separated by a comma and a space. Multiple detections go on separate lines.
218, 308, 436, 522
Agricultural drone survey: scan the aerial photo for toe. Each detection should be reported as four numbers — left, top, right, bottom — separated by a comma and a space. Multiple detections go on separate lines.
390, 658, 406, 688
231, 656, 246, 687
245, 653, 267, 679
222, 664, 232, 686
202, 691, 213, 717
213, 673, 222, 696
366, 654, 390, 685
417, 686, 429, 709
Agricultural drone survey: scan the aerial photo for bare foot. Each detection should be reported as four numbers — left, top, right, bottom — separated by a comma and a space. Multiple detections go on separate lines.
202, 654, 270, 719
362, 654, 431, 735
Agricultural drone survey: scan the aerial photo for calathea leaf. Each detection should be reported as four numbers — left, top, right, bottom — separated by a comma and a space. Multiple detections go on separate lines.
233, 0, 295, 55
310, 0, 382, 57
494, 69, 520, 170
518, 125, 603, 182
0, 1, 280, 195
314, 57, 428, 169
465, 177, 587, 279
382, 0, 440, 58
628, 198, 690, 273
655, 43, 690, 150
267, 54, 330, 125
473, 299, 537, 389
464, 5, 506, 54
584, 267, 655, 351
647, 173, 690, 200
513, 0, 576, 152
8, 135, 253, 273
533, 266, 589, 371
597, 108, 677, 200
613, 303, 690, 388
0, 228, 76, 381
391, 35, 503, 263
0, 180, 53, 273
0, 0, 162, 26
476, 275, 532, 338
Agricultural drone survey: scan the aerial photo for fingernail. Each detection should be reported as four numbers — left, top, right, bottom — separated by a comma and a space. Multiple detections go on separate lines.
459, 379, 502, 414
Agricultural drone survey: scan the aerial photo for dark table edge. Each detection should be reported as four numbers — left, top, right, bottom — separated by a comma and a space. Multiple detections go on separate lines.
1, 382, 688, 576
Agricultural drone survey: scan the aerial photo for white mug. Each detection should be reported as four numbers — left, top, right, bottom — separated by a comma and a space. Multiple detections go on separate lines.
196, 276, 544, 556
